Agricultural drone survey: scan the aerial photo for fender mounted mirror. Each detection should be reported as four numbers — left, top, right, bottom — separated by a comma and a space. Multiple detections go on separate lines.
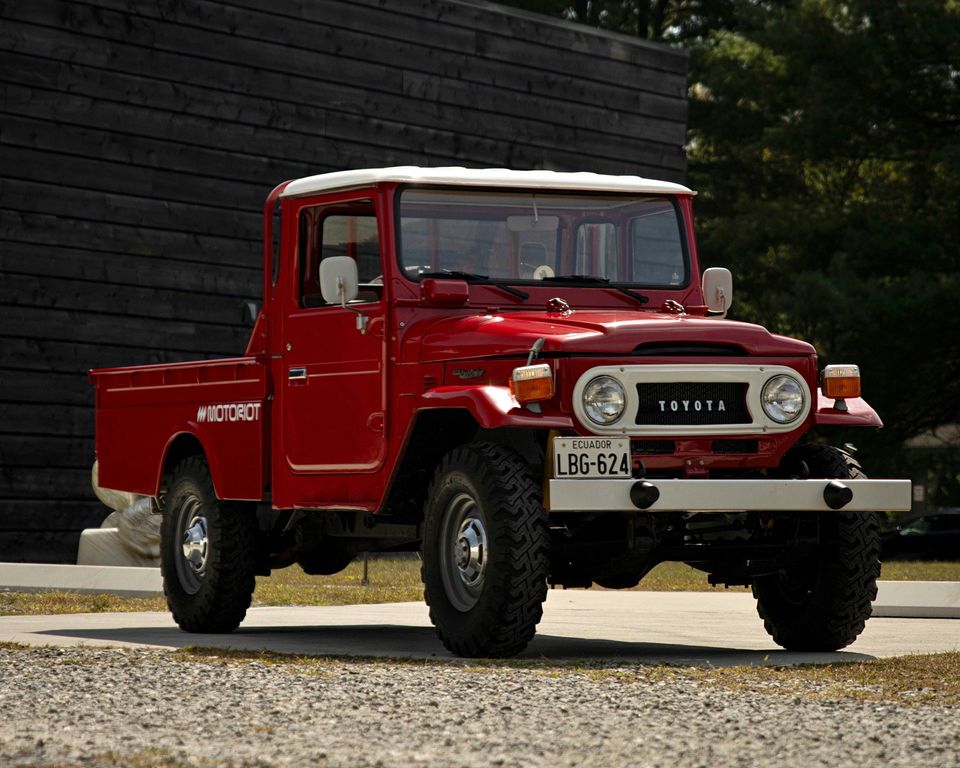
702, 267, 733, 318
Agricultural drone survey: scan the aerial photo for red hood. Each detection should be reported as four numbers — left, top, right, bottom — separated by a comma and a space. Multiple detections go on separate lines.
410, 309, 815, 362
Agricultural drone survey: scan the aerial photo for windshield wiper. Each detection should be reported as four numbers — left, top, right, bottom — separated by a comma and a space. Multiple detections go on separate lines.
418, 270, 529, 301
541, 275, 649, 305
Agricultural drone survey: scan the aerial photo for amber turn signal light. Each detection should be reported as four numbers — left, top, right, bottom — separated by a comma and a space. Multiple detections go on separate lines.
822, 364, 861, 399
510, 363, 554, 403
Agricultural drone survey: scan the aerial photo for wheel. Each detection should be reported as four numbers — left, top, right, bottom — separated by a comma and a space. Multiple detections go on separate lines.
160, 456, 258, 633
752, 444, 882, 651
422, 442, 549, 658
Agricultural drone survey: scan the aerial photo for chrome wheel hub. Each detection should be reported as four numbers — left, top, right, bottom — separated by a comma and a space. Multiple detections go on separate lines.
454, 517, 487, 587
439, 492, 489, 612
181, 515, 208, 574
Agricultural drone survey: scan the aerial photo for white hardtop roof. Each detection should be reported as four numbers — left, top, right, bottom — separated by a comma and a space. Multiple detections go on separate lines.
280, 166, 694, 198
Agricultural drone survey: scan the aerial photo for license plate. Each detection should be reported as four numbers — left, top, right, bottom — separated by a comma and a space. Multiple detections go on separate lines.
553, 437, 631, 479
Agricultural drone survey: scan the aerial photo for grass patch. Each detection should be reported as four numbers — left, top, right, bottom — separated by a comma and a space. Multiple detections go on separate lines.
0, 558, 423, 617
687, 652, 960, 706
251, 557, 423, 606
638, 560, 960, 591
170, 645, 960, 706
81, 748, 207, 768
1, 557, 954, 616
171, 645, 336, 668
629, 561, 750, 592
92, 748, 188, 768
880, 560, 960, 581
0, 591, 167, 616
5, 639, 960, 706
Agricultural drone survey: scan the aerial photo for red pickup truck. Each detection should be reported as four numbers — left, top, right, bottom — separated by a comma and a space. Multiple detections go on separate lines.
90, 167, 911, 657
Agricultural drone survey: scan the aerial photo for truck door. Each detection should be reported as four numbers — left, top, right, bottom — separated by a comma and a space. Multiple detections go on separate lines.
276, 196, 387, 504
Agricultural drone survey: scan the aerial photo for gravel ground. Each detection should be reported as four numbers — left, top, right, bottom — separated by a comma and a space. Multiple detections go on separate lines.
2, 646, 958, 768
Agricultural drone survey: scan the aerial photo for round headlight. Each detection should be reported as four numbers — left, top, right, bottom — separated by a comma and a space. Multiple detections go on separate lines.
582, 376, 626, 425
761, 375, 805, 423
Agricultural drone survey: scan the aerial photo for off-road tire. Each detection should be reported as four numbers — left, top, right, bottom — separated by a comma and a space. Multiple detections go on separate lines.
753, 444, 881, 651
160, 456, 258, 633
422, 442, 549, 658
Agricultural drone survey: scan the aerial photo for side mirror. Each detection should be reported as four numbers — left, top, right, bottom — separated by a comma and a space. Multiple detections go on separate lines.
318, 256, 368, 333
702, 267, 733, 317
319, 256, 358, 306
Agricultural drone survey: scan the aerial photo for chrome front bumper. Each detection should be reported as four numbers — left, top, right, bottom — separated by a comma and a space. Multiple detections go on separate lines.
547, 479, 912, 513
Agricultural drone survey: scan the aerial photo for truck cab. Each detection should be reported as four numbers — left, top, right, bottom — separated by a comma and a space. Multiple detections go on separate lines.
90, 167, 911, 657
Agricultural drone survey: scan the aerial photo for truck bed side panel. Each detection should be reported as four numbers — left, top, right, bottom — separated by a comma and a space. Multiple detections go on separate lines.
90, 358, 267, 500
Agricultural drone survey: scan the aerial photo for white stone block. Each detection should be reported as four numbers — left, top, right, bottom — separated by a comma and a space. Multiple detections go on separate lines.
873, 580, 960, 619
0, 562, 163, 597
77, 528, 160, 568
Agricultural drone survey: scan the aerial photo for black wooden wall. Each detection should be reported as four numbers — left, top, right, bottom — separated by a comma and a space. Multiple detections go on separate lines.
0, 0, 689, 562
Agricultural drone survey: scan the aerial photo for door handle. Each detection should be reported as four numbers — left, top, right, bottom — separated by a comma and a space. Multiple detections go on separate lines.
288, 367, 307, 381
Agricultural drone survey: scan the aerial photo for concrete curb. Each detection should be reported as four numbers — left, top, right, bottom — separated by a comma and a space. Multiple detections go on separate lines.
0, 563, 162, 597
873, 580, 960, 619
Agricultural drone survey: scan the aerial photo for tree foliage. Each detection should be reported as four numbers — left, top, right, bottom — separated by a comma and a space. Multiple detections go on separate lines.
688, 1, 960, 476
506, 1, 960, 489
499, 0, 738, 41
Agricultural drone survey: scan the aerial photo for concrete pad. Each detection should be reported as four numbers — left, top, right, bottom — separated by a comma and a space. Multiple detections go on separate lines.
873, 580, 960, 618
0, 563, 162, 597
0, 590, 957, 666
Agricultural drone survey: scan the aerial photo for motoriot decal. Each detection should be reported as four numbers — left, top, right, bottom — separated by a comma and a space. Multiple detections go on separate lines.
196, 402, 262, 423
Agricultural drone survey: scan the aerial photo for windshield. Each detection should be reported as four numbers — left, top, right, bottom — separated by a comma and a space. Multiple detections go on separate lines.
398, 188, 688, 288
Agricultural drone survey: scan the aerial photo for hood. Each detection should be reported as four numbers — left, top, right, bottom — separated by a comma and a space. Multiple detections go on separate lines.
411, 309, 815, 362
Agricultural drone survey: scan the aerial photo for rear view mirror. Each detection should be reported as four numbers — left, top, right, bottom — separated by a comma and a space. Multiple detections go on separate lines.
319, 256, 358, 306
702, 267, 733, 317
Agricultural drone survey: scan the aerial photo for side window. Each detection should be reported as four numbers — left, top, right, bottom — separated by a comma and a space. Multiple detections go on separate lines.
630, 202, 685, 286
298, 203, 381, 308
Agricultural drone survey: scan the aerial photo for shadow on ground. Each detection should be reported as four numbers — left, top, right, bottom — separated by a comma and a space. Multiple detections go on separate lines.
37, 623, 874, 667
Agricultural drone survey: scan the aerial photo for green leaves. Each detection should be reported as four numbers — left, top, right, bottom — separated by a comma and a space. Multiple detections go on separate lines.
504, 1, 959, 490
687, 1, 960, 471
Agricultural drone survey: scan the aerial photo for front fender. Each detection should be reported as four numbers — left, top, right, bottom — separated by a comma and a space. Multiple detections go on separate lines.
420, 385, 572, 430
814, 392, 883, 427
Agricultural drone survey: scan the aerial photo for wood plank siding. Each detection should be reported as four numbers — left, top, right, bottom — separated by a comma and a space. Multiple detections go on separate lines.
0, 0, 689, 562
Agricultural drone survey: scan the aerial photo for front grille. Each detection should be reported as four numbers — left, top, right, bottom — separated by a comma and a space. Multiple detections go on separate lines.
632, 439, 676, 455
635, 382, 750, 425
632, 342, 743, 356
712, 439, 759, 454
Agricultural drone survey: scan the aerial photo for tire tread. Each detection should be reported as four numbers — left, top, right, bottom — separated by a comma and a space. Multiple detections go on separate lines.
753, 444, 881, 651
422, 442, 549, 658
160, 455, 258, 633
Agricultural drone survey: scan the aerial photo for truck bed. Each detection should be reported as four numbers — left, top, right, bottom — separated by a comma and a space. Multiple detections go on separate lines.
89, 357, 267, 501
